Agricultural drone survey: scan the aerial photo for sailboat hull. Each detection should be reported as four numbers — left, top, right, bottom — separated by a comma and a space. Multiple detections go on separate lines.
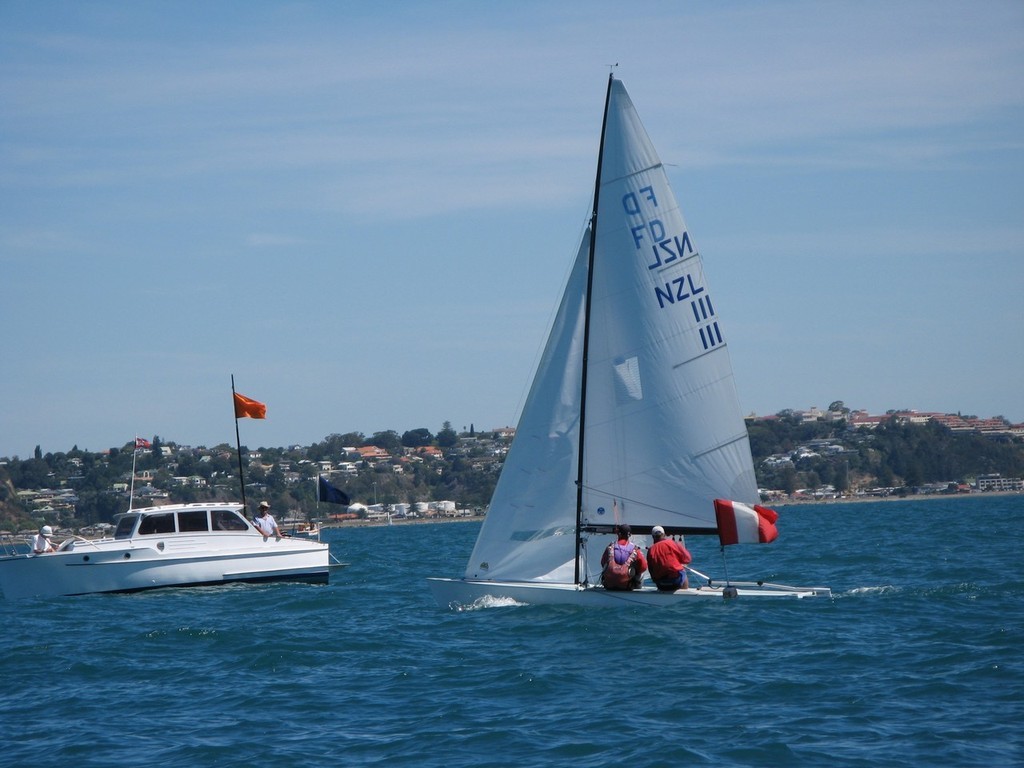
427, 577, 831, 608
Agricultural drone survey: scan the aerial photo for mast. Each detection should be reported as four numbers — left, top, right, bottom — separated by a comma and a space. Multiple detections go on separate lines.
574, 73, 614, 585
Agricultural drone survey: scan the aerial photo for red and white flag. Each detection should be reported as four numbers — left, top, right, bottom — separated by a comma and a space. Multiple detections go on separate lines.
714, 499, 780, 546
135, 437, 151, 449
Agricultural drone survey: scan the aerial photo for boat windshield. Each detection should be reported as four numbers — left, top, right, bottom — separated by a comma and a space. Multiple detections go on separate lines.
114, 514, 140, 539
212, 509, 249, 531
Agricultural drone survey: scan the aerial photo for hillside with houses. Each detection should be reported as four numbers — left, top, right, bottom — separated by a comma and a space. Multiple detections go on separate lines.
1, 405, 1022, 535
748, 402, 1023, 500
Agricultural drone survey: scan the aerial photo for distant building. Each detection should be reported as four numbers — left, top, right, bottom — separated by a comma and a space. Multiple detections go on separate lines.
357, 446, 390, 461
847, 412, 889, 429
975, 474, 1024, 492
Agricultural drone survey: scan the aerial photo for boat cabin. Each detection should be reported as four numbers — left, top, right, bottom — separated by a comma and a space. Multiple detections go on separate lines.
114, 504, 252, 539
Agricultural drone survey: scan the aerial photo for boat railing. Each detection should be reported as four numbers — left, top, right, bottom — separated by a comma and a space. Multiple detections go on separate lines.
0, 533, 30, 557
56, 536, 104, 552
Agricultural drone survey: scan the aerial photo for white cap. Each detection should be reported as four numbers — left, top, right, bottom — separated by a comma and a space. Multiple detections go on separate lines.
41, 525, 53, 536
651, 525, 665, 537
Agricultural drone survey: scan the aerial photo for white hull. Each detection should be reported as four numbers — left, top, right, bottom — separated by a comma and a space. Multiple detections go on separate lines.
427, 577, 831, 608
0, 537, 329, 599
0, 503, 331, 599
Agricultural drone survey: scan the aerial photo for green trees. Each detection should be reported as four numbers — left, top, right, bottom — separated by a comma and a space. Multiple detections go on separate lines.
308, 433, 365, 461
437, 422, 458, 448
401, 428, 433, 448
749, 415, 1023, 493
369, 430, 402, 454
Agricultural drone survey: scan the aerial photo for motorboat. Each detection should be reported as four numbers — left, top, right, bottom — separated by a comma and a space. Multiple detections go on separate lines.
0, 502, 333, 599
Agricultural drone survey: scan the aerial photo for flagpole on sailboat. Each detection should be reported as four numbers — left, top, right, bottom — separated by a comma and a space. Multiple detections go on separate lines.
574, 72, 615, 586
231, 374, 248, 511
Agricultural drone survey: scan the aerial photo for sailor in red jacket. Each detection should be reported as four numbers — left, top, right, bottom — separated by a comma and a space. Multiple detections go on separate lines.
646, 525, 692, 591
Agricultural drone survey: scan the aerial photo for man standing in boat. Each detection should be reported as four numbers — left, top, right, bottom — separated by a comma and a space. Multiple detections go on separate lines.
253, 501, 283, 540
30, 525, 57, 554
647, 526, 693, 591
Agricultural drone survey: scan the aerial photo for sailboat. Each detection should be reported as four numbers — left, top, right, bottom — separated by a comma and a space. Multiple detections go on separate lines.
428, 76, 830, 607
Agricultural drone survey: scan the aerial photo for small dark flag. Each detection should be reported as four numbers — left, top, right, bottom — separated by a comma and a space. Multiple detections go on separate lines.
318, 475, 350, 506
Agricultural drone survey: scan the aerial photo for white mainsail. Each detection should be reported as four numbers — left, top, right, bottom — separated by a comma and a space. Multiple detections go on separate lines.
464, 78, 758, 586
581, 80, 759, 530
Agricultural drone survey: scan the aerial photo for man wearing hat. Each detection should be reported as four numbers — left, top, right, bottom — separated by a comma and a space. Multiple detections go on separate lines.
253, 501, 283, 540
31, 525, 57, 555
647, 525, 693, 591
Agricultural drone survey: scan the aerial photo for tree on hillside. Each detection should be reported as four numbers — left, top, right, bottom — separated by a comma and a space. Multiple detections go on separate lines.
369, 430, 401, 454
308, 433, 364, 461
402, 428, 433, 448
437, 421, 458, 448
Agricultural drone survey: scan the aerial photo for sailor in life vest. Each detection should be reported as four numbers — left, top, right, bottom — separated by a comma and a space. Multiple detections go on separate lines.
600, 523, 648, 591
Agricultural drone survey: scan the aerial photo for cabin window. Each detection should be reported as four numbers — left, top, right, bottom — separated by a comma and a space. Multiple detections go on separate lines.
178, 510, 209, 532
114, 514, 139, 539
138, 513, 175, 535
212, 509, 249, 531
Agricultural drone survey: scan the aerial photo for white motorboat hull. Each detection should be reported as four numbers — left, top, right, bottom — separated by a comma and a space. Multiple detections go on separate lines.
0, 534, 330, 599
427, 577, 831, 608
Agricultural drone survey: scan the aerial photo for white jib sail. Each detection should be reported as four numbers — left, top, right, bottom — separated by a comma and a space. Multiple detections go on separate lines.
465, 230, 590, 582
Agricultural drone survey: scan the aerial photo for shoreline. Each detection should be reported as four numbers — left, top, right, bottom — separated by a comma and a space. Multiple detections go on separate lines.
319, 515, 485, 530
320, 490, 1023, 530
776, 489, 1022, 506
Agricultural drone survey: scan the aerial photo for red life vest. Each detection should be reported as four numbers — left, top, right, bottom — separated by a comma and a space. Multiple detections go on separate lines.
601, 543, 638, 591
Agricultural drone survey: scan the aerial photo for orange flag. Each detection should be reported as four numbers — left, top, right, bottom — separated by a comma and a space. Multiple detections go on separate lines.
233, 392, 267, 419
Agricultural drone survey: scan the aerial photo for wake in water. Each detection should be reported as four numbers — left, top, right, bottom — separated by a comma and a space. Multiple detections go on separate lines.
453, 595, 526, 612
844, 581, 1011, 600
846, 584, 898, 596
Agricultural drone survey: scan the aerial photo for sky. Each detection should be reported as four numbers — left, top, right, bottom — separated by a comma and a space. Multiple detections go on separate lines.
2, 0, 1023, 459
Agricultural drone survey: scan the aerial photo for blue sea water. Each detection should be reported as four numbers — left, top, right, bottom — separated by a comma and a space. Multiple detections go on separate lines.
2, 494, 1022, 767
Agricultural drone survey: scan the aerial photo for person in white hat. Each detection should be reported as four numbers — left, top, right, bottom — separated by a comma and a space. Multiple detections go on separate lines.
253, 501, 283, 540
30, 525, 57, 555
647, 525, 693, 591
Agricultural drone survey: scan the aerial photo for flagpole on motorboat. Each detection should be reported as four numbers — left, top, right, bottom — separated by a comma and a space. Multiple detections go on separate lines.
231, 374, 248, 511
129, 437, 138, 510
